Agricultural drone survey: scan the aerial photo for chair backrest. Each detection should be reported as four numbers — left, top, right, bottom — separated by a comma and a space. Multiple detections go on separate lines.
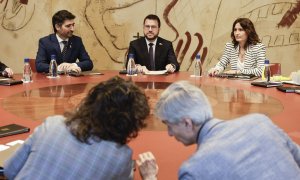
29, 59, 36, 73
270, 63, 281, 76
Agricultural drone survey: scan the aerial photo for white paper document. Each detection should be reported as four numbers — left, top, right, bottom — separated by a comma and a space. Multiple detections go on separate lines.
144, 70, 167, 75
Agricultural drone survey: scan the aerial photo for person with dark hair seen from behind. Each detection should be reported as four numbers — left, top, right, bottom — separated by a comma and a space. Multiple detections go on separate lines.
127, 14, 180, 73
36, 10, 93, 74
208, 18, 266, 77
137, 81, 300, 179
4, 76, 150, 179
0, 61, 13, 77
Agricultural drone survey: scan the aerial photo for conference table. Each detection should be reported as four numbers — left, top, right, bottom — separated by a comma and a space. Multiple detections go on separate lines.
1, 70, 300, 179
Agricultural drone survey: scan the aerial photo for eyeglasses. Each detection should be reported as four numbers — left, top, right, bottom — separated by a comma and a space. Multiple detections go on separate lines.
144, 25, 158, 29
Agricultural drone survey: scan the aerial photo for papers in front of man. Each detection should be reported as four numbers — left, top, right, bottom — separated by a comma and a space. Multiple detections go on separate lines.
144, 70, 168, 75
0, 124, 30, 138
0, 140, 24, 168
282, 81, 300, 86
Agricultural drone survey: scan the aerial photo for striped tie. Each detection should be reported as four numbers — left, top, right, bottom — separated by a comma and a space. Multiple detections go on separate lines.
61, 41, 68, 61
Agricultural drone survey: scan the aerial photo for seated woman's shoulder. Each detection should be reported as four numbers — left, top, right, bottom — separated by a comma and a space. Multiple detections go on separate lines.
252, 42, 265, 48
225, 42, 234, 46
224, 42, 235, 49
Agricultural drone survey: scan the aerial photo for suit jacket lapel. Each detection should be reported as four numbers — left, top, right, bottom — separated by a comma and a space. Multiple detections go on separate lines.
155, 38, 163, 68
141, 38, 151, 68
50, 34, 63, 63
65, 37, 73, 61
244, 45, 252, 65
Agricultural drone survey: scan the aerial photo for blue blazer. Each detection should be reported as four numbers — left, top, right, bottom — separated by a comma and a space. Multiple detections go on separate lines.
127, 37, 180, 71
35, 34, 93, 73
179, 113, 300, 179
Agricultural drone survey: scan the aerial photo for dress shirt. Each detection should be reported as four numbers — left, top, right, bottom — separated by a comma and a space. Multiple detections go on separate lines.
56, 34, 69, 52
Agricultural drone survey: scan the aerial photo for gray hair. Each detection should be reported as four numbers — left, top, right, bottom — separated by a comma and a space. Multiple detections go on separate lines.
155, 81, 213, 125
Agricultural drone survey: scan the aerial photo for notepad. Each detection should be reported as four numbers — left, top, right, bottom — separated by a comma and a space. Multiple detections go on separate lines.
0, 79, 23, 86
0, 124, 30, 138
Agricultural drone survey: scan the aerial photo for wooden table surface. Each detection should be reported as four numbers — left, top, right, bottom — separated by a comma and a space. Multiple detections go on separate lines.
1, 71, 300, 179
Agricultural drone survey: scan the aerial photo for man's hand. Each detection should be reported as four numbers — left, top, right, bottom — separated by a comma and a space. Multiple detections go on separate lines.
136, 64, 149, 74
3, 68, 13, 77
136, 152, 158, 180
165, 64, 175, 73
58, 63, 81, 73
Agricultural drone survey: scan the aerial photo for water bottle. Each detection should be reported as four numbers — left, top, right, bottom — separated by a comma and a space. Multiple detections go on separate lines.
262, 59, 271, 82
23, 58, 32, 83
127, 53, 136, 75
194, 54, 202, 77
49, 54, 58, 77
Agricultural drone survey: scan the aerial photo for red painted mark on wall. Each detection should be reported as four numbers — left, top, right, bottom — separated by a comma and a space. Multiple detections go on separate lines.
278, 0, 300, 28
20, 0, 28, 5
163, 0, 179, 41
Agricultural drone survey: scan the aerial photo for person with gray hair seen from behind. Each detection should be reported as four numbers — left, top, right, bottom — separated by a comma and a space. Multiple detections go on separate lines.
137, 81, 300, 179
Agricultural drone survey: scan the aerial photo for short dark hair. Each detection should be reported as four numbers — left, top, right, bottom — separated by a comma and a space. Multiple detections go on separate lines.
144, 14, 161, 28
231, 18, 260, 48
64, 76, 150, 145
52, 10, 75, 33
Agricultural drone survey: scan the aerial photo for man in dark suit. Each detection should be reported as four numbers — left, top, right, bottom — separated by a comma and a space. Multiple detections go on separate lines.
0, 61, 13, 77
36, 10, 93, 73
127, 14, 179, 73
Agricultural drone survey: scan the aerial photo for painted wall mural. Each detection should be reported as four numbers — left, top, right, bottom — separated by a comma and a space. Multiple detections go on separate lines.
0, 0, 299, 74
0, 0, 34, 31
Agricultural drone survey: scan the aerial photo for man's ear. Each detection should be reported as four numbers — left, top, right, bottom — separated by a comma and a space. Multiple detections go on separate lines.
55, 24, 61, 31
182, 118, 193, 129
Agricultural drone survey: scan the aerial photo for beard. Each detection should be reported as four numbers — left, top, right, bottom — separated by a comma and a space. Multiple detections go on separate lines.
66, 31, 73, 37
145, 33, 158, 41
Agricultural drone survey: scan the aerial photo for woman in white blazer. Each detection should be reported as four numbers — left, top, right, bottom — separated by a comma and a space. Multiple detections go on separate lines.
209, 18, 266, 77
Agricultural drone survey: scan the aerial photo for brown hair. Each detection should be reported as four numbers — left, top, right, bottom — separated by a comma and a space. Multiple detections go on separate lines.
144, 14, 161, 28
65, 76, 150, 145
231, 18, 260, 48
52, 10, 75, 33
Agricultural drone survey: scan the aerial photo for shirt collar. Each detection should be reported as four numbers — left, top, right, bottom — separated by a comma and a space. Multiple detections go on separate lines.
56, 34, 69, 43
145, 38, 157, 46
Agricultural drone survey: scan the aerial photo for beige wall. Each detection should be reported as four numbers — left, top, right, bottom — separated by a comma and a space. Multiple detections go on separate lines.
0, 0, 299, 75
